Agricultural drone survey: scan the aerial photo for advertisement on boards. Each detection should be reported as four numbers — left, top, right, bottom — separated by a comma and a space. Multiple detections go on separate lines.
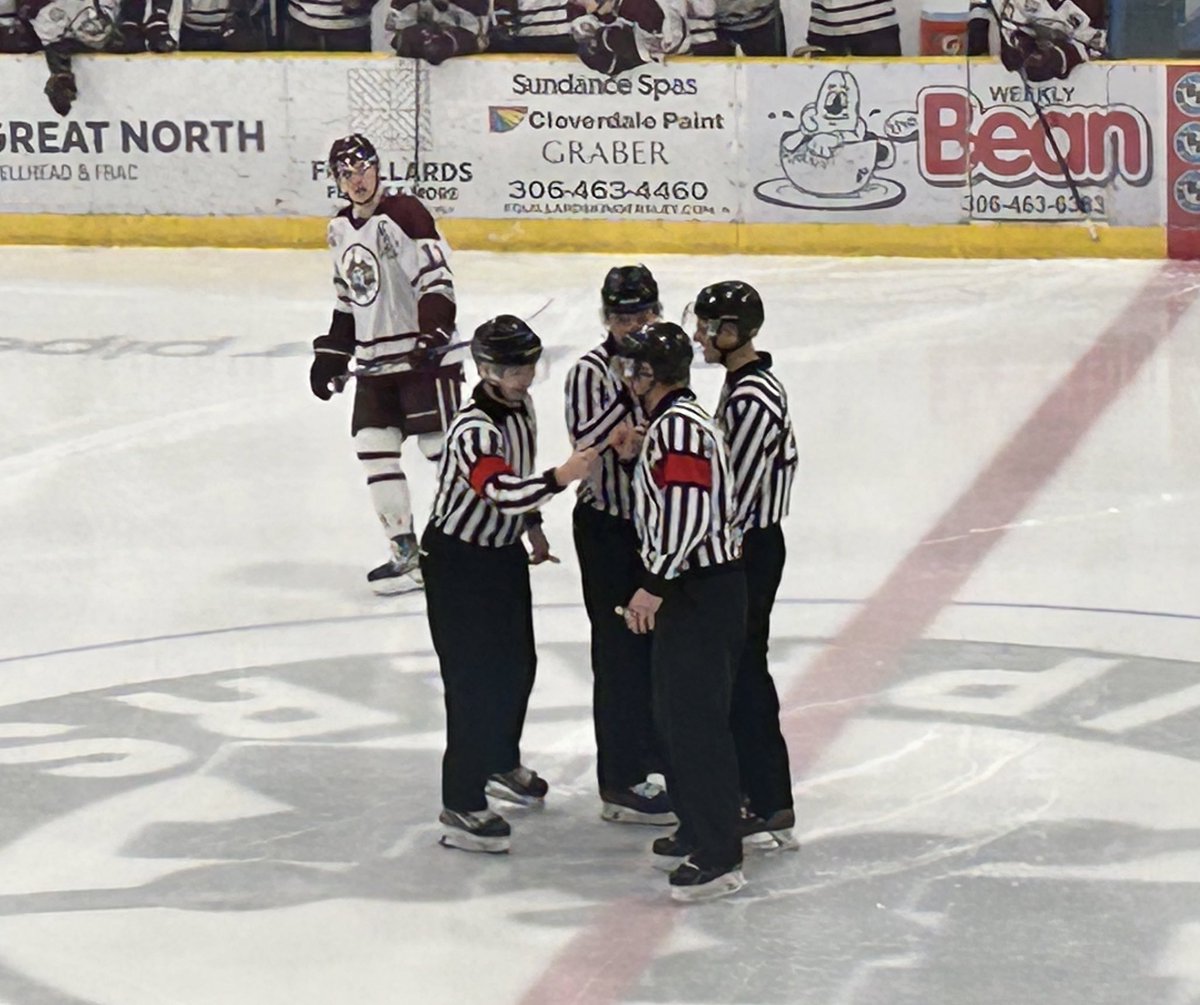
0, 55, 285, 215
0, 54, 1169, 231
741, 61, 1162, 228
448, 61, 737, 221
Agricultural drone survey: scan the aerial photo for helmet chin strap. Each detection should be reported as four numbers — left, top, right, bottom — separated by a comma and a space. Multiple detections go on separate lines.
481, 368, 529, 406
710, 323, 750, 363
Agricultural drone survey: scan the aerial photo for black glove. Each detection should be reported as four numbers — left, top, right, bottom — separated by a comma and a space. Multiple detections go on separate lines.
417, 25, 457, 64
1021, 43, 1068, 82
391, 23, 423, 56
0, 18, 40, 52
221, 11, 260, 49
44, 72, 77, 116
408, 330, 452, 368
576, 24, 644, 76
144, 12, 177, 51
1000, 31, 1036, 72
309, 352, 350, 400
107, 20, 145, 51
393, 23, 457, 63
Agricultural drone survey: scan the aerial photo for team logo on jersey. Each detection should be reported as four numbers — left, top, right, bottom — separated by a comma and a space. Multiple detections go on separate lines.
341, 244, 380, 307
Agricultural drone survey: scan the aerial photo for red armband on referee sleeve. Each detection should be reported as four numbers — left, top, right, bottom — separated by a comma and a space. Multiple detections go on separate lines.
655, 452, 712, 490
469, 455, 514, 495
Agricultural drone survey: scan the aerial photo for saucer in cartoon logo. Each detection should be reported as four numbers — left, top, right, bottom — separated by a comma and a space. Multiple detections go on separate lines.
754, 70, 905, 212
341, 244, 380, 307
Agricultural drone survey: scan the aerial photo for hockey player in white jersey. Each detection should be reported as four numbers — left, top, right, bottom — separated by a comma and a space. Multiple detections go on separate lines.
968, 0, 1106, 81
19, 0, 119, 113
310, 133, 464, 595
570, 0, 780, 75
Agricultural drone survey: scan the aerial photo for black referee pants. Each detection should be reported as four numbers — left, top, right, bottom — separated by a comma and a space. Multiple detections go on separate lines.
653, 566, 746, 871
733, 524, 794, 818
421, 527, 536, 813
573, 503, 658, 793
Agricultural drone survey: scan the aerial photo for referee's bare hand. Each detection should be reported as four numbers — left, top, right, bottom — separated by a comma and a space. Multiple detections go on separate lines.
620, 588, 662, 634
554, 446, 599, 486
526, 525, 560, 565
607, 421, 643, 461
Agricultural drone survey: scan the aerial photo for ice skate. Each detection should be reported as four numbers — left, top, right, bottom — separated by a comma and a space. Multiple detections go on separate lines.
739, 807, 799, 852
650, 831, 693, 872
668, 857, 746, 903
438, 808, 511, 853
485, 765, 548, 806
367, 533, 423, 595
600, 780, 677, 826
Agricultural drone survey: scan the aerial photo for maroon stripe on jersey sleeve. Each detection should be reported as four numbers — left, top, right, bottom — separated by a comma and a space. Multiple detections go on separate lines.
379, 194, 439, 240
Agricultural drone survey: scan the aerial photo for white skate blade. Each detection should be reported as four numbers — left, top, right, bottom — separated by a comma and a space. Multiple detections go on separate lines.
484, 784, 544, 808
743, 829, 800, 852
438, 831, 510, 854
601, 804, 678, 826
370, 574, 423, 597
670, 869, 746, 903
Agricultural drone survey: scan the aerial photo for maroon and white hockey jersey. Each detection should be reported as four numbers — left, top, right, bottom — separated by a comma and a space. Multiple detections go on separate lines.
969, 0, 1107, 80
386, 0, 486, 38
570, 0, 776, 60
318, 193, 457, 376
20, 0, 119, 46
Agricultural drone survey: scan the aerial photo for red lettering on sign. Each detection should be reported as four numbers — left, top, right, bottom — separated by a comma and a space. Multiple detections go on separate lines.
916, 88, 1150, 188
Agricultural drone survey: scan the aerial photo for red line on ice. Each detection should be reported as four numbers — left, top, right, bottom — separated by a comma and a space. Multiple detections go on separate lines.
519, 264, 1199, 1005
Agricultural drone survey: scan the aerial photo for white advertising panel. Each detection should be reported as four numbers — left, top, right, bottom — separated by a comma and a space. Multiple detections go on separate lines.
740, 61, 1163, 227
0, 53, 1167, 229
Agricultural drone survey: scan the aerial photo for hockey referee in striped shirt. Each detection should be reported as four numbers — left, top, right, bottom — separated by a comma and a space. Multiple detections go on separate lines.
692, 281, 799, 853
611, 321, 748, 902
421, 315, 597, 854
564, 265, 675, 827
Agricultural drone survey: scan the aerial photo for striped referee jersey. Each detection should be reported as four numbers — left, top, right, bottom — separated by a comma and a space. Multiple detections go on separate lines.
563, 337, 640, 520
633, 388, 740, 594
715, 352, 798, 532
288, 0, 371, 30
809, 0, 897, 38
493, 0, 574, 45
429, 383, 565, 548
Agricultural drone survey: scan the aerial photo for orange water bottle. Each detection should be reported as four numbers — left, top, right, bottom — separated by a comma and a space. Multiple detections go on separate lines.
919, 0, 969, 55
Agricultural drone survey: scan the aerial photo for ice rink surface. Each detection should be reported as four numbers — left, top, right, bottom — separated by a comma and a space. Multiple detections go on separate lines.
1, 246, 1200, 1005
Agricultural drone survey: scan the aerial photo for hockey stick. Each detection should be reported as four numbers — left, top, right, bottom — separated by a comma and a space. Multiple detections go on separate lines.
980, 0, 1100, 241
330, 300, 554, 392
410, 30, 423, 192
331, 338, 471, 392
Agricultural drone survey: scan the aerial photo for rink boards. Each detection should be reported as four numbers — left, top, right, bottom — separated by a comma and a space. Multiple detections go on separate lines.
1, 52, 1199, 258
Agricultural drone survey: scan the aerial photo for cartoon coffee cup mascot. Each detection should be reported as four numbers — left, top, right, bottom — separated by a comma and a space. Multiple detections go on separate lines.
779, 70, 895, 198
